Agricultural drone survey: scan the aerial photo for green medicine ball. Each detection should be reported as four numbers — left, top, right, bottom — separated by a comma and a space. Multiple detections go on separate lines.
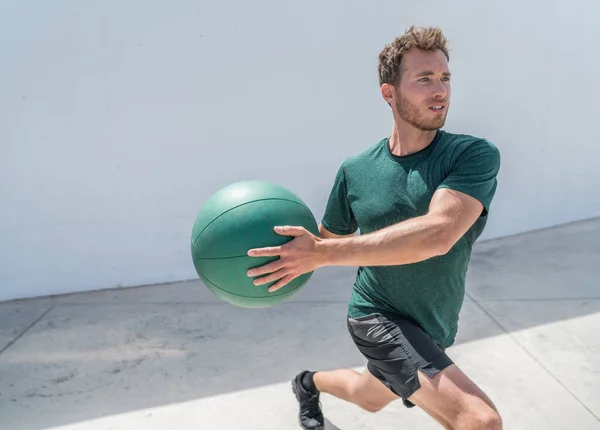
190, 180, 319, 308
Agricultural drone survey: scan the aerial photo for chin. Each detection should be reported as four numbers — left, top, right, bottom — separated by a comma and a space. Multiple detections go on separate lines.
418, 125, 443, 131
426, 114, 448, 129
399, 107, 448, 131
418, 119, 446, 131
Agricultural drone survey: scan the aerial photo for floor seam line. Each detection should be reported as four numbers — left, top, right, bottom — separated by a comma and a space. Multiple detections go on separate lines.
0, 305, 56, 356
465, 292, 600, 422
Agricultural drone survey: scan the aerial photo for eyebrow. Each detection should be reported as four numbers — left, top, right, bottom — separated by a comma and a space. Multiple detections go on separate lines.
415, 70, 451, 77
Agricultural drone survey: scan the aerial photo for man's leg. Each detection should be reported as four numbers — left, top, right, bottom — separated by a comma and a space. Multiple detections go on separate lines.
293, 363, 458, 429
313, 367, 398, 413
313, 366, 453, 429
312, 364, 499, 430
292, 313, 502, 430
408, 365, 502, 430
340, 313, 501, 430
291, 366, 400, 430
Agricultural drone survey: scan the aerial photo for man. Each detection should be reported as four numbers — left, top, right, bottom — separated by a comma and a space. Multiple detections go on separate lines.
246, 26, 502, 430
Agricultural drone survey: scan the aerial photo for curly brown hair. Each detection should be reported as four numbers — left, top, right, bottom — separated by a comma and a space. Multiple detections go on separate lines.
378, 26, 450, 87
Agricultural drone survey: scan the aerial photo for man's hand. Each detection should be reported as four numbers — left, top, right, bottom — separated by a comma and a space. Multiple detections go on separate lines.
246, 226, 327, 292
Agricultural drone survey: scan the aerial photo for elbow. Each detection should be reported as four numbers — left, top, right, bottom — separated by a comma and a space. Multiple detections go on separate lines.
425, 217, 458, 257
430, 242, 451, 258
430, 233, 455, 257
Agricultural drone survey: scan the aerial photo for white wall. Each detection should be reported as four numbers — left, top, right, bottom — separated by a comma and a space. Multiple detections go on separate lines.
2, 0, 599, 301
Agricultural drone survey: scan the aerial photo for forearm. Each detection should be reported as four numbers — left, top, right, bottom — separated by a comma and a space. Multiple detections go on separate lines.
320, 215, 449, 267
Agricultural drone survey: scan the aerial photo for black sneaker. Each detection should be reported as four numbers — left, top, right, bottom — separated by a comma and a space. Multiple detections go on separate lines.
291, 371, 324, 430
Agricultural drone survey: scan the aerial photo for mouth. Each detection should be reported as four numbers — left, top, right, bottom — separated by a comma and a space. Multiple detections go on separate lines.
428, 105, 446, 112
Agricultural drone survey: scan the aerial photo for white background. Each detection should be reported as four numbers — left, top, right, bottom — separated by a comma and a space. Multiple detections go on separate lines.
2, 0, 599, 301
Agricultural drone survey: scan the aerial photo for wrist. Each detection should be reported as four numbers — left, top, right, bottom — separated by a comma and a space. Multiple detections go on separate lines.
316, 236, 346, 267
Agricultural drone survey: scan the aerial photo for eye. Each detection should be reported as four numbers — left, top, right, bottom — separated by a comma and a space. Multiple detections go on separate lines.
442, 76, 451, 81
418, 77, 429, 82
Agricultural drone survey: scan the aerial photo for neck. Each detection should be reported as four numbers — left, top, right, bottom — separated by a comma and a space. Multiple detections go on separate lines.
388, 120, 438, 157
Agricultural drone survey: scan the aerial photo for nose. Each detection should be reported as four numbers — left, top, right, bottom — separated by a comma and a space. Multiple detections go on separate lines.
432, 79, 448, 99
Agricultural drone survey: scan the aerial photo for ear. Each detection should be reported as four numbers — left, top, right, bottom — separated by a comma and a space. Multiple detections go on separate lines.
381, 83, 395, 106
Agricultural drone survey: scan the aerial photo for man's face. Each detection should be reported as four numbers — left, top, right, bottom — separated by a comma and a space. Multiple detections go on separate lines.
388, 49, 451, 131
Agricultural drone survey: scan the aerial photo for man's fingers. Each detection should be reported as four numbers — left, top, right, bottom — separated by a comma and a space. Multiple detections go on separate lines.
274, 226, 306, 236
268, 274, 296, 292
247, 245, 282, 257
252, 268, 286, 286
247, 259, 284, 277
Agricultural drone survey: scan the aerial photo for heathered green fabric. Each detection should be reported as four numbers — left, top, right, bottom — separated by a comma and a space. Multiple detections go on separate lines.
321, 129, 500, 348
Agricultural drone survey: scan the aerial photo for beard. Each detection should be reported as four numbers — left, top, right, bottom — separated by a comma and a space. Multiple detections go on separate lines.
395, 93, 448, 131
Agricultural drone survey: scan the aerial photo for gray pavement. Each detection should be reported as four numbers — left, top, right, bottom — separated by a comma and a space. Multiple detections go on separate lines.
1, 217, 599, 429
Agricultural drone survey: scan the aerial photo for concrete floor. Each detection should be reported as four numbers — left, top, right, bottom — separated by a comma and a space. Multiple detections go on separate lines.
1, 217, 599, 430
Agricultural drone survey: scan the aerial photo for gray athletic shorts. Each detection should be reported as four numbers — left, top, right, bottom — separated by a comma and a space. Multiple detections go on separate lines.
347, 312, 454, 408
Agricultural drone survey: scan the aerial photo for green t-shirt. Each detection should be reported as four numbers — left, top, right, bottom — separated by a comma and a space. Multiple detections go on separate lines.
321, 129, 500, 348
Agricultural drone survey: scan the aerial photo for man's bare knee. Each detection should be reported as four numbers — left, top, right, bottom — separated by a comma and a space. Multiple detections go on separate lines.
349, 385, 392, 413
353, 395, 388, 413
347, 368, 397, 413
410, 365, 501, 430
457, 407, 502, 430
476, 409, 502, 430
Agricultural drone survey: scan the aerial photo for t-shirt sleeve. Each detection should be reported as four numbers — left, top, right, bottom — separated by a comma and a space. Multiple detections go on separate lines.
320, 163, 359, 235
436, 139, 501, 215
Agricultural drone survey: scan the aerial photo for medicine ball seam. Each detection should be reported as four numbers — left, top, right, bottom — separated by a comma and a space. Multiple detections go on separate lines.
192, 198, 313, 244
199, 266, 303, 298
